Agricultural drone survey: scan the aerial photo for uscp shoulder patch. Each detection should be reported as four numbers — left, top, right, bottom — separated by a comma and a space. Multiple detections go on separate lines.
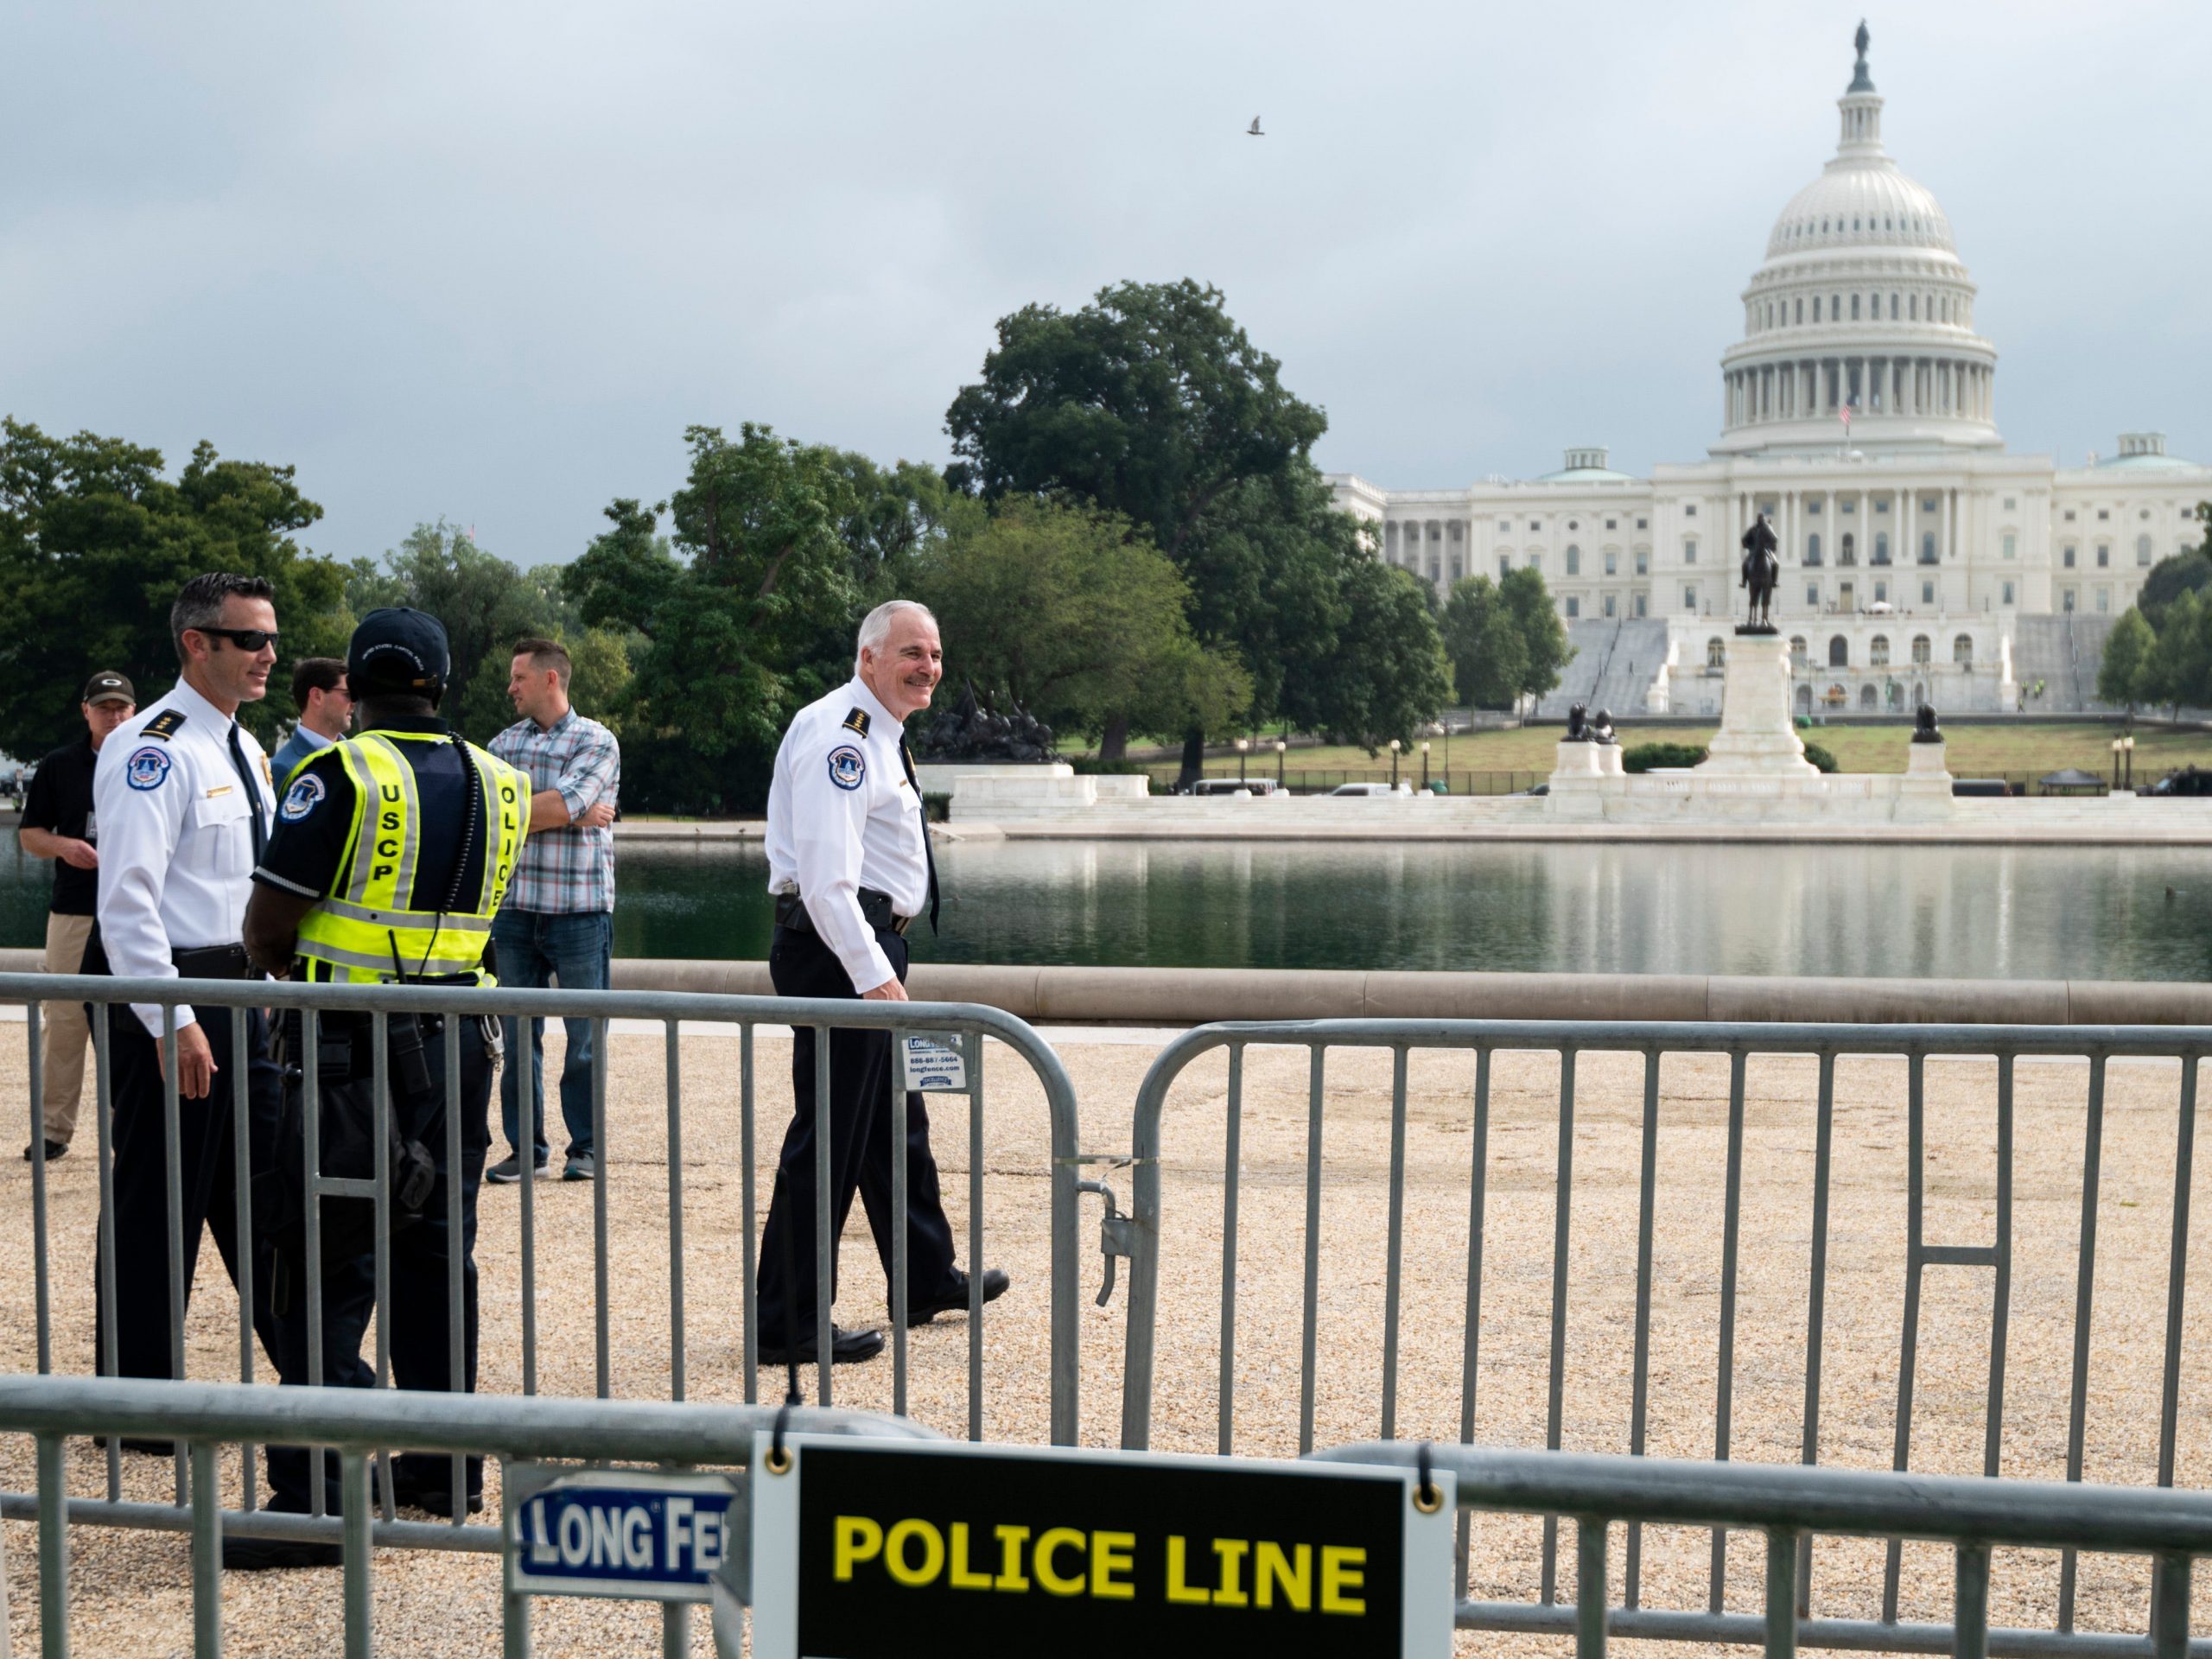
125, 746, 172, 791
279, 772, 327, 823
827, 745, 867, 791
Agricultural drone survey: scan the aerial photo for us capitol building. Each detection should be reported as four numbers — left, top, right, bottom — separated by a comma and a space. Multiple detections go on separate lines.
1328, 26, 2209, 717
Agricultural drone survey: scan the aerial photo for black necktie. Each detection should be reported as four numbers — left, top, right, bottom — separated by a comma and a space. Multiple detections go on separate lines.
899, 738, 940, 933
226, 722, 267, 865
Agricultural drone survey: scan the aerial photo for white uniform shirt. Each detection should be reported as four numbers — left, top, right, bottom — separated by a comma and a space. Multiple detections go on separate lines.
765, 677, 929, 993
93, 678, 276, 1036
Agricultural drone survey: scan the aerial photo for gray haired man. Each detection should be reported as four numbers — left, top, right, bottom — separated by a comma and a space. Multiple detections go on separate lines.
752, 600, 1007, 1365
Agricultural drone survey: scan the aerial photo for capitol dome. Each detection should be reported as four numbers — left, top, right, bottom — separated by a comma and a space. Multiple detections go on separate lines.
1713, 23, 2000, 457
1764, 162, 1955, 261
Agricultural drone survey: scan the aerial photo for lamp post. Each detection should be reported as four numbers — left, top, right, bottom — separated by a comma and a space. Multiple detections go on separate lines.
1389, 737, 1401, 790
2124, 734, 2136, 791
2112, 736, 2124, 792
1421, 741, 1431, 791
1236, 736, 1249, 786
1275, 738, 1287, 787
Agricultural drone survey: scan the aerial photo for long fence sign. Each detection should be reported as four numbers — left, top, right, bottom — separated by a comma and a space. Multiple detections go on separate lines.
507, 1465, 742, 1602
748, 1434, 1455, 1657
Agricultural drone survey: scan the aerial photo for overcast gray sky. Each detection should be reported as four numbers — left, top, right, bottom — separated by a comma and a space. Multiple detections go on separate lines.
5, 0, 2206, 568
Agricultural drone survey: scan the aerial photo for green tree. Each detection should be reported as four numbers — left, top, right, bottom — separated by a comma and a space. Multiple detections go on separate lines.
566, 426, 868, 810
946, 281, 1359, 766
0, 418, 345, 759
945, 279, 1325, 559
1279, 561, 1450, 753
1440, 575, 1528, 709
912, 499, 1245, 738
1498, 566, 1573, 705
2142, 588, 2212, 718
2098, 607, 2156, 713
2139, 535, 2212, 631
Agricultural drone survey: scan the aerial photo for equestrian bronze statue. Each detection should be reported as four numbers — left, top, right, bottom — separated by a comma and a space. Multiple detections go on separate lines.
1739, 511, 1780, 632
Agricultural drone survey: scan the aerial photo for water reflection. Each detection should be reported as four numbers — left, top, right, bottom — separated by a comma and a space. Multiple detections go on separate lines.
7, 831, 2212, 981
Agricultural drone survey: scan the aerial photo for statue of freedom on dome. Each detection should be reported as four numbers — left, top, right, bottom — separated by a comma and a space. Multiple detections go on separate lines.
1739, 511, 1780, 632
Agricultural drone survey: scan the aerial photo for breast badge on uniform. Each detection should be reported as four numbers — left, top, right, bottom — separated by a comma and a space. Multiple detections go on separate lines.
124, 746, 172, 791
827, 745, 867, 791
280, 772, 327, 823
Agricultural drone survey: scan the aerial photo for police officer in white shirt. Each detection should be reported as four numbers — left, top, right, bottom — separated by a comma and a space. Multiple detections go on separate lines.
754, 600, 1007, 1365
83, 572, 284, 1393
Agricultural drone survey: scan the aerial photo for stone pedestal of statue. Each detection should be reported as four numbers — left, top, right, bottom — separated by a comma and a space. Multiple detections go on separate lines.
1897, 733, 1954, 816
1552, 740, 1604, 779
1696, 630, 1819, 777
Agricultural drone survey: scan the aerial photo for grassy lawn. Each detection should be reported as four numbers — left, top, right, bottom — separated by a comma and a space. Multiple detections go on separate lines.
1153, 723, 2212, 784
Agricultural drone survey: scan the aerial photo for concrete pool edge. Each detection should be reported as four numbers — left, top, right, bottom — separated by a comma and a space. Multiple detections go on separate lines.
3, 948, 2207, 1024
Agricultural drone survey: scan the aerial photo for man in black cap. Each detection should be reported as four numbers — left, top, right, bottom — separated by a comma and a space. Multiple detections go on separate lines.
236, 607, 531, 1564
18, 671, 136, 1160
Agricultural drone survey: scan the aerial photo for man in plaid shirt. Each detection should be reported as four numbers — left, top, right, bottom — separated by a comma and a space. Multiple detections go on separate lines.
487, 638, 620, 1183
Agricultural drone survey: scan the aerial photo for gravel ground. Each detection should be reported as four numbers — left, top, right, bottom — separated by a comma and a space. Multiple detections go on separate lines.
3, 1022, 2208, 1656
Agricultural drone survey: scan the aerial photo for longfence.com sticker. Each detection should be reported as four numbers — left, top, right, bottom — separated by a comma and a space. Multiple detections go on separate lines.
749, 1437, 1453, 1658
897, 1033, 967, 1093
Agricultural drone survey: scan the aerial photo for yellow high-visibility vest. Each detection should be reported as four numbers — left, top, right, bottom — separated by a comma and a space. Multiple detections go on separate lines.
294, 730, 530, 983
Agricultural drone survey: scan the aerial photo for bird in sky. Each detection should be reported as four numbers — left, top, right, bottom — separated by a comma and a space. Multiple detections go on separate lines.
1248, 116, 1264, 137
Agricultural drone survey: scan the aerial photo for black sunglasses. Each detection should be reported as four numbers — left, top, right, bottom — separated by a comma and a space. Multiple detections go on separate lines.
194, 626, 280, 652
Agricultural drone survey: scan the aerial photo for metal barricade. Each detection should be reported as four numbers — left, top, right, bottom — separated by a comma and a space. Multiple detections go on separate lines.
0, 1370, 934, 1657
3, 971, 1086, 1509
1116, 1018, 2212, 1651
1312, 1439, 2207, 1657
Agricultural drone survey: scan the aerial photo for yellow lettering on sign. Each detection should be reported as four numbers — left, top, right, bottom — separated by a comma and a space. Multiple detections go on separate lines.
1256, 1541, 1313, 1611
948, 1522, 992, 1590
993, 1524, 1030, 1592
1320, 1545, 1366, 1615
1033, 1528, 1086, 1597
1164, 1535, 1211, 1604
833, 1516, 881, 1581
1090, 1530, 1135, 1600
884, 1519, 944, 1587
1211, 1539, 1250, 1607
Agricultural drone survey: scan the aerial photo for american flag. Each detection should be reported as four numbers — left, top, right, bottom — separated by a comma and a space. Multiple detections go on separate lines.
1840, 398, 1855, 434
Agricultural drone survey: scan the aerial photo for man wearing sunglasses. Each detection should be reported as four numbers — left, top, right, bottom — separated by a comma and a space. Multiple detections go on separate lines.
83, 571, 285, 1397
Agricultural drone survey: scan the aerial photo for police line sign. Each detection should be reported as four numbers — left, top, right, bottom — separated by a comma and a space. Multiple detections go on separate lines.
749, 1436, 1454, 1657
505, 1466, 740, 1602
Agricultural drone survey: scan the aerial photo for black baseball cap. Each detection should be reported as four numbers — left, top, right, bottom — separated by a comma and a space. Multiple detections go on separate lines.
82, 671, 135, 706
348, 607, 451, 696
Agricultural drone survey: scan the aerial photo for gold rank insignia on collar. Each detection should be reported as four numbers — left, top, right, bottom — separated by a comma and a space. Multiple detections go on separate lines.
143, 709, 188, 741
842, 706, 871, 738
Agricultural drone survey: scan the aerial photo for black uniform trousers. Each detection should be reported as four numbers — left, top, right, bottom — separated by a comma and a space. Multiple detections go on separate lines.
755, 923, 958, 1344
90, 991, 283, 1382
265, 1014, 493, 1513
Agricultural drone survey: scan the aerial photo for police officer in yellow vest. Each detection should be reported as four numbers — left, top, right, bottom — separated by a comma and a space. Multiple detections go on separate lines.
238, 607, 528, 1560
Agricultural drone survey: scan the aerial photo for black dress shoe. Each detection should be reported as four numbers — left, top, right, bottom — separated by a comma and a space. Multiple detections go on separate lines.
22, 1141, 67, 1162
758, 1325, 885, 1366
906, 1268, 1010, 1327
223, 1535, 344, 1571
391, 1479, 485, 1516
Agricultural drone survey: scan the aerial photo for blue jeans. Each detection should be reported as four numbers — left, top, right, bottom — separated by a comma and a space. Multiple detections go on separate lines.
493, 909, 612, 1162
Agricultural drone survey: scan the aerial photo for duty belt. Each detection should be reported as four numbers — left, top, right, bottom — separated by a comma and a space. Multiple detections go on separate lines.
775, 887, 912, 938
171, 943, 254, 980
